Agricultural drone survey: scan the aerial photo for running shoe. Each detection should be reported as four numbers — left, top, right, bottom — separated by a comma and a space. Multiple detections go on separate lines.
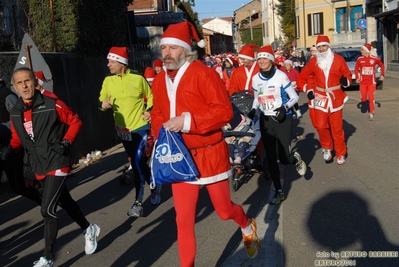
150, 186, 161, 205
321, 148, 332, 161
242, 218, 261, 259
270, 189, 285, 205
337, 156, 346, 165
33, 257, 54, 267
84, 223, 101, 255
127, 201, 143, 217
369, 114, 374, 121
293, 151, 306, 176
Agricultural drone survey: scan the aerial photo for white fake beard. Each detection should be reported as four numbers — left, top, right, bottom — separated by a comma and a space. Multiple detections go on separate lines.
316, 48, 334, 72
164, 52, 186, 70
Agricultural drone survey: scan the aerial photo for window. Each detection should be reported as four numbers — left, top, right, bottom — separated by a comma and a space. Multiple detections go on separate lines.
350, 6, 363, 32
308, 13, 324, 36
336, 8, 347, 33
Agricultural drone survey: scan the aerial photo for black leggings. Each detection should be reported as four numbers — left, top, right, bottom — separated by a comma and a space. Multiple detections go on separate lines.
260, 114, 295, 191
39, 175, 90, 260
1, 150, 42, 205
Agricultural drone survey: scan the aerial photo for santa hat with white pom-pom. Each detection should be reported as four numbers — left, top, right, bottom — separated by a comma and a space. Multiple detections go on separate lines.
160, 20, 206, 51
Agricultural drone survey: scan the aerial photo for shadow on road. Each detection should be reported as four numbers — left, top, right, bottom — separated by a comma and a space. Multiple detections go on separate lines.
307, 191, 399, 266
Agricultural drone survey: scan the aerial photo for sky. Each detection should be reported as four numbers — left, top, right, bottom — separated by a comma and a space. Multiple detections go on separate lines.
192, 0, 253, 22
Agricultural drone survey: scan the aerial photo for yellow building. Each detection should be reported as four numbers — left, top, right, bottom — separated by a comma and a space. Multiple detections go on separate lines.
294, 0, 371, 49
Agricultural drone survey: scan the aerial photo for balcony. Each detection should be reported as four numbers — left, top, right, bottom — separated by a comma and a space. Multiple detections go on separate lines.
332, 30, 364, 48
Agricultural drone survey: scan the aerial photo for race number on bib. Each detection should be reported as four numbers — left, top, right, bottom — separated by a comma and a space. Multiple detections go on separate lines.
313, 93, 327, 107
115, 125, 132, 141
361, 67, 373, 75
258, 95, 277, 111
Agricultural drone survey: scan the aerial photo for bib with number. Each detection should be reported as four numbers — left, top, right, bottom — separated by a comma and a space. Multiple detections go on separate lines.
115, 125, 132, 141
361, 67, 373, 75
258, 95, 277, 111
313, 92, 328, 107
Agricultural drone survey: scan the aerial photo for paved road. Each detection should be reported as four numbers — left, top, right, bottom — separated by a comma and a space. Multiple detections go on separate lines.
1, 78, 399, 267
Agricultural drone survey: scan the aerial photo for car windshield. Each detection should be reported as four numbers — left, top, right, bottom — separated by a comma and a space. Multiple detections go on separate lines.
334, 50, 361, 62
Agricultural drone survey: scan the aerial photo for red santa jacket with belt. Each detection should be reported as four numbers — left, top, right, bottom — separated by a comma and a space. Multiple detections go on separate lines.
151, 60, 233, 182
306, 54, 352, 113
228, 63, 260, 96
354, 55, 385, 85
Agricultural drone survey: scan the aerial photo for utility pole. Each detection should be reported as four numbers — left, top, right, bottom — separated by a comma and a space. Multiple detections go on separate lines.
249, 10, 253, 40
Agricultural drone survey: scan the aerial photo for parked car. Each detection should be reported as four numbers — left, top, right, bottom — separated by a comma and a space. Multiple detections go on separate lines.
333, 48, 383, 90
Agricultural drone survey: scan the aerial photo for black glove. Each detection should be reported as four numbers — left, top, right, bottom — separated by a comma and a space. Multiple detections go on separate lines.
50, 140, 70, 155
0, 145, 14, 160
307, 91, 315, 100
340, 76, 349, 87
273, 106, 286, 121
247, 108, 256, 120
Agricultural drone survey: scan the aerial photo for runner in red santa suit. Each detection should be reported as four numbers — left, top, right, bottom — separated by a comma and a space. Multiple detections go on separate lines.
228, 44, 260, 96
150, 21, 261, 267
222, 56, 238, 92
354, 43, 385, 121
306, 35, 352, 165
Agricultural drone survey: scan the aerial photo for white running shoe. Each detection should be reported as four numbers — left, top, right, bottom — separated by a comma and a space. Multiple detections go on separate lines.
337, 156, 346, 165
296, 109, 302, 118
84, 223, 100, 255
33, 257, 54, 267
369, 114, 374, 121
321, 148, 332, 161
294, 152, 306, 176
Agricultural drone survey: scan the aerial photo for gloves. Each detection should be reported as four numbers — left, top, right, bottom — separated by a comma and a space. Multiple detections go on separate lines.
340, 76, 349, 87
247, 108, 256, 120
273, 106, 286, 122
307, 91, 315, 100
50, 140, 70, 155
0, 145, 14, 160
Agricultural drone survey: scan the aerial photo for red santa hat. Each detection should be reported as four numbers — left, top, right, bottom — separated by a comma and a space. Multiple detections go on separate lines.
362, 43, 373, 53
153, 59, 163, 68
160, 20, 206, 51
238, 44, 258, 60
35, 71, 46, 85
107, 47, 129, 65
144, 67, 156, 82
316, 35, 331, 47
257, 45, 275, 61
226, 57, 236, 66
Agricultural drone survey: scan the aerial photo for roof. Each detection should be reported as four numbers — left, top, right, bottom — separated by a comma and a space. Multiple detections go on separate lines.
201, 17, 233, 24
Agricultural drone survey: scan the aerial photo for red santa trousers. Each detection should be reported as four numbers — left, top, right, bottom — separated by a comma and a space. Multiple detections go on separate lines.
171, 180, 249, 267
313, 109, 347, 158
360, 84, 376, 114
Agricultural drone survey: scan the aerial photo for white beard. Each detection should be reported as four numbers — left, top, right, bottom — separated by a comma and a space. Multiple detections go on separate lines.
316, 48, 334, 72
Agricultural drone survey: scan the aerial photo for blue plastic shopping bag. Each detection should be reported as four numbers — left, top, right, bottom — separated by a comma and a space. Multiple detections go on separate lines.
150, 126, 199, 188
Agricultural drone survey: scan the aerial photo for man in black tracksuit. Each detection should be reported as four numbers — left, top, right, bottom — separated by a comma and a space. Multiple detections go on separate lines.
0, 75, 42, 205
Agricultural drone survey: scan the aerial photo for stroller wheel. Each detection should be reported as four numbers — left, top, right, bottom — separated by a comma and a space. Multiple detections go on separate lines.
231, 166, 241, 191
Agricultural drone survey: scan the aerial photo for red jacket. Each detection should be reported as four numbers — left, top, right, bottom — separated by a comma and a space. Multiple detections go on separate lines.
354, 55, 384, 85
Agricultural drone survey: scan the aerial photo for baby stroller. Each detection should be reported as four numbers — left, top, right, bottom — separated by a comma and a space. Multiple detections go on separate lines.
225, 90, 263, 191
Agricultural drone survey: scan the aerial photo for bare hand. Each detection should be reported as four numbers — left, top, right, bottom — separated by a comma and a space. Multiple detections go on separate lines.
379, 75, 385, 81
142, 110, 151, 122
356, 79, 360, 84
163, 116, 185, 132
102, 95, 112, 109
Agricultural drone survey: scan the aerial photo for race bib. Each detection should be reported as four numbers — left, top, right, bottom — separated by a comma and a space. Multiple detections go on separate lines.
115, 125, 132, 141
361, 67, 373, 75
258, 95, 277, 111
313, 93, 327, 107
24, 121, 34, 141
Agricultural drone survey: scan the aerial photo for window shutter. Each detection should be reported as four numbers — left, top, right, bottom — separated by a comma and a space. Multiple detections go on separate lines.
320, 13, 324, 35
308, 14, 312, 36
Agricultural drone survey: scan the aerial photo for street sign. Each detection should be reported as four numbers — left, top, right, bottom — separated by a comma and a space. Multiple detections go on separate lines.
271, 41, 279, 50
357, 19, 367, 29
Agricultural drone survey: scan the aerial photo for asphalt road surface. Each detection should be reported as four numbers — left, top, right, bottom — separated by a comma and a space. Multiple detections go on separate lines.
1, 78, 398, 267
